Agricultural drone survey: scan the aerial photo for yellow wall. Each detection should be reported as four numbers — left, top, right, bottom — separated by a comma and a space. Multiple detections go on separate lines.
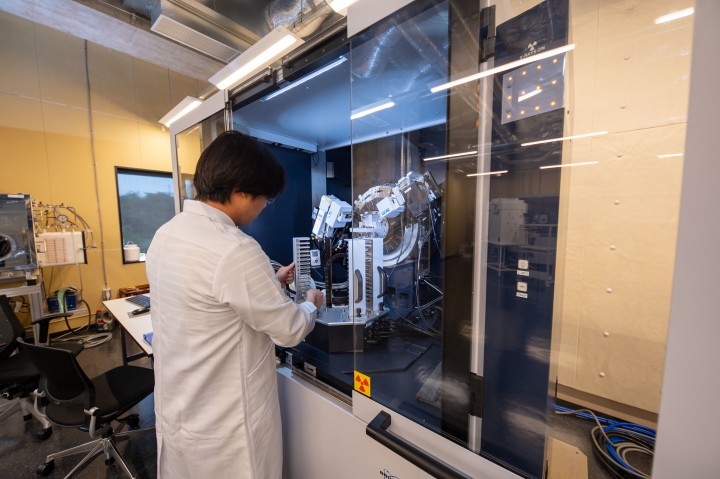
0, 11, 207, 330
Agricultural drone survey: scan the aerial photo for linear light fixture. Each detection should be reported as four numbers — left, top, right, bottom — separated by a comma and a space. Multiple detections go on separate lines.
159, 96, 202, 127
539, 161, 598, 170
430, 44, 576, 93
423, 150, 478, 162
209, 26, 304, 91
657, 153, 684, 158
467, 170, 509, 177
328, 0, 360, 15
261, 56, 348, 102
521, 131, 608, 147
655, 7, 694, 25
350, 100, 395, 120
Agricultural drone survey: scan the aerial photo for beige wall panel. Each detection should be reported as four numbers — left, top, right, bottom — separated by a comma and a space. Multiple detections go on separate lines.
87, 44, 137, 120
556, 114, 686, 410
1, 12, 203, 320
95, 193, 150, 294
0, 13, 40, 99
133, 59, 172, 124
40, 102, 96, 207
591, 0, 693, 132
561, 142, 593, 232
575, 322, 664, 412
104, 253, 149, 296
169, 70, 203, 108
582, 130, 684, 225
581, 228, 674, 321
92, 112, 141, 250
92, 112, 142, 167
176, 128, 203, 174
43, 250, 147, 330
567, 0, 599, 136
0, 91, 45, 132
0, 94, 51, 196
583, 176, 682, 226
34, 23, 87, 108
555, 237, 586, 384
138, 122, 173, 171
32, 103, 103, 322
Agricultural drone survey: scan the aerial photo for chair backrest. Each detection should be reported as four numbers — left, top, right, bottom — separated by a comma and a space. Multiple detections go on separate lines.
0, 295, 26, 360
16, 339, 94, 426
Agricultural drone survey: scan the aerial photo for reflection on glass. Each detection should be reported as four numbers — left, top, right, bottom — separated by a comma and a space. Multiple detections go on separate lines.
220, 0, 695, 476
349, 0, 693, 477
174, 110, 226, 208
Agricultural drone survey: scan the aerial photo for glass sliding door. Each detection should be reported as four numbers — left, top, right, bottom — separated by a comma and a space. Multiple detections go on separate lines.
348, 0, 694, 477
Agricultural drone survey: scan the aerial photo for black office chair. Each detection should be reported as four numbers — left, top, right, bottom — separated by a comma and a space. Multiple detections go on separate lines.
17, 338, 155, 478
0, 294, 84, 356
0, 295, 53, 438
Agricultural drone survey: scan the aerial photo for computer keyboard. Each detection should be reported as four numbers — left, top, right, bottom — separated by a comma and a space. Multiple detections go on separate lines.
125, 294, 150, 308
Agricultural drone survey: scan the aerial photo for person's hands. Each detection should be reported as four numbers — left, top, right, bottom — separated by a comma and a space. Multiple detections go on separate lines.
276, 262, 295, 289
305, 289, 325, 309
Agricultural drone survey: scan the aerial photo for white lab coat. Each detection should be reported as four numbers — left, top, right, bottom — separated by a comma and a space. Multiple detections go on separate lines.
146, 200, 316, 479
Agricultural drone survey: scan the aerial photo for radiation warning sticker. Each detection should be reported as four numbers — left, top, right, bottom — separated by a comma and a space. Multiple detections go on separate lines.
354, 370, 371, 397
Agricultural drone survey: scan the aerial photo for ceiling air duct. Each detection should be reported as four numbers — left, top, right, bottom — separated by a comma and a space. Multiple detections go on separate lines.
150, 0, 261, 63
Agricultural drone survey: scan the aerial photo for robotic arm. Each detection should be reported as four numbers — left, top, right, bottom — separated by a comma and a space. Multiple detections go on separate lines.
311, 195, 352, 240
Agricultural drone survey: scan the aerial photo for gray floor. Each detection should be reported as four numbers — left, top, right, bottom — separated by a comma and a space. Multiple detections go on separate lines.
0, 330, 156, 479
0, 327, 645, 479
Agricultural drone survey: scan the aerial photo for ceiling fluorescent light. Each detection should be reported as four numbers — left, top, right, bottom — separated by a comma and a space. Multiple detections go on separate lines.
467, 170, 508, 177
521, 131, 608, 147
261, 56, 348, 102
655, 8, 694, 25
539, 161, 598, 170
657, 153, 684, 158
424, 151, 478, 162
350, 100, 395, 120
159, 96, 202, 127
430, 44, 575, 93
209, 26, 304, 91
328, 0, 359, 15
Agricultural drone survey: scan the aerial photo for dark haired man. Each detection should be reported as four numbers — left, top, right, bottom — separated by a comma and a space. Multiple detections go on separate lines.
146, 130, 324, 479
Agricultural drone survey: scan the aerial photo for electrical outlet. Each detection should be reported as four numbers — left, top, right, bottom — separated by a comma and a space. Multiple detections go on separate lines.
102, 288, 111, 301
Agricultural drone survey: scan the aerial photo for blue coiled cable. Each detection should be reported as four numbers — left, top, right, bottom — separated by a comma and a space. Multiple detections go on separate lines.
555, 405, 655, 479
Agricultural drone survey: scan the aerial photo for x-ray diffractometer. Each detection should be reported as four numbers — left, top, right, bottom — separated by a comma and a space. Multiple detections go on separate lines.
164, 0, 697, 477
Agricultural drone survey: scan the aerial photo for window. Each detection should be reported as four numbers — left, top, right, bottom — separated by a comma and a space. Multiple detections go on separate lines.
115, 167, 175, 263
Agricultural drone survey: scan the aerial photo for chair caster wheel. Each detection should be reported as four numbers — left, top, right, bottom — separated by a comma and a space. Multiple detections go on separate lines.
37, 427, 52, 440
37, 460, 54, 476
105, 457, 115, 466
23, 414, 32, 421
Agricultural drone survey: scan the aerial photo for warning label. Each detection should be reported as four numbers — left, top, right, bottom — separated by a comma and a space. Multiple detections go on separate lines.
354, 370, 371, 397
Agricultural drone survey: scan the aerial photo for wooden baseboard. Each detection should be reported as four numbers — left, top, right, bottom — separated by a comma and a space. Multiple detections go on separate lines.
557, 384, 658, 428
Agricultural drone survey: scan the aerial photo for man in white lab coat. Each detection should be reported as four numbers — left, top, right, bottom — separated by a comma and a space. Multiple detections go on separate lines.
146, 130, 324, 478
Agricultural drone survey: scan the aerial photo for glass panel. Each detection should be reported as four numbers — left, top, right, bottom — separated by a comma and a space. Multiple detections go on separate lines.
115, 168, 174, 262
349, 0, 464, 454
174, 110, 226, 208
348, 0, 694, 477
0, 194, 36, 272
233, 47, 355, 363
202, 0, 696, 476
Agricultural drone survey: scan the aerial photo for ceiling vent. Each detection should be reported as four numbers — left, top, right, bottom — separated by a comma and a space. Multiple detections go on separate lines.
150, 0, 261, 63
